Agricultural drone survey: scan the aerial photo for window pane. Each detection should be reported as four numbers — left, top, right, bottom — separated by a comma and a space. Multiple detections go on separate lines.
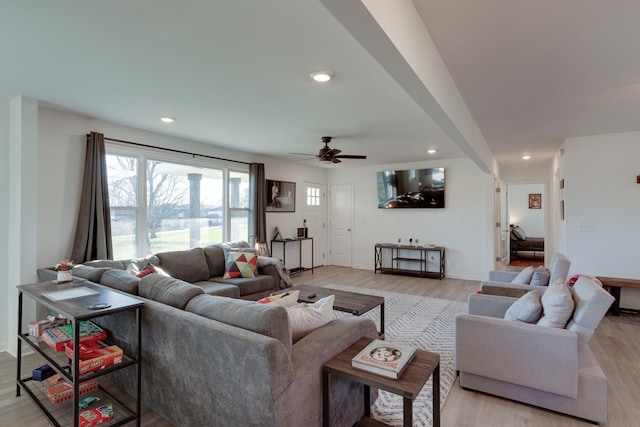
230, 210, 248, 242
146, 160, 224, 253
229, 171, 249, 208
106, 154, 138, 207
111, 209, 138, 259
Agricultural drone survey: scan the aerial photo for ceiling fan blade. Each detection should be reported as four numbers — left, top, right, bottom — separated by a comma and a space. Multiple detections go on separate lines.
332, 157, 342, 164
291, 152, 317, 156
333, 154, 367, 159
328, 148, 341, 156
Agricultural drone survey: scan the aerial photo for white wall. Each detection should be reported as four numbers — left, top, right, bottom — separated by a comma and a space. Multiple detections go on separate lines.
562, 131, 640, 308
508, 183, 545, 237
0, 99, 9, 350
327, 157, 494, 280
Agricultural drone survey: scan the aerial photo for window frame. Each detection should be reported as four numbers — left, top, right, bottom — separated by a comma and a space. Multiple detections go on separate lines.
105, 141, 250, 257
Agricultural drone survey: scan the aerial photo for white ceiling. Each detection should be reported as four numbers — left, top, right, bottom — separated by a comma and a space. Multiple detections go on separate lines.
2, 1, 640, 171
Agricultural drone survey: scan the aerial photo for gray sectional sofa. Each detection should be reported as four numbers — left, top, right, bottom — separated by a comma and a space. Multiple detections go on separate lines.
51, 264, 377, 426
72, 241, 293, 300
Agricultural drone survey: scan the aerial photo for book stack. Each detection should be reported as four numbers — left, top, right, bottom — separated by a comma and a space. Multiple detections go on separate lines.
351, 339, 416, 379
41, 321, 106, 352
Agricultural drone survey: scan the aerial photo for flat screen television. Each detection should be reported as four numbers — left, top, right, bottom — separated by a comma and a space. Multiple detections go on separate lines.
377, 167, 445, 209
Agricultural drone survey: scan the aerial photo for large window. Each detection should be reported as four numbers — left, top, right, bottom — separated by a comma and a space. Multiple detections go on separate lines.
106, 146, 249, 259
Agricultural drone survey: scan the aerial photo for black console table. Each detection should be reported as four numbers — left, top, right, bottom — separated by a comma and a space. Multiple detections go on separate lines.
16, 279, 143, 427
271, 237, 314, 274
374, 243, 445, 279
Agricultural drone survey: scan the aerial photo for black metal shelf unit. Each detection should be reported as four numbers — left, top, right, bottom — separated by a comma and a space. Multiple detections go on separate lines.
16, 280, 143, 427
374, 243, 445, 279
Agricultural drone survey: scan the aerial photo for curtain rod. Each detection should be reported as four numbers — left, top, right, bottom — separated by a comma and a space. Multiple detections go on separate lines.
89, 134, 251, 165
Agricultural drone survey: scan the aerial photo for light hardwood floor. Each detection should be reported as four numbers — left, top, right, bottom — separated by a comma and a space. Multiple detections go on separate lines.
1, 266, 638, 426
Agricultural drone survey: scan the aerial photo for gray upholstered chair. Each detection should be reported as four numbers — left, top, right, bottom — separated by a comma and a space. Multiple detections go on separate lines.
456, 276, 614, 424
480, 252, 571, 294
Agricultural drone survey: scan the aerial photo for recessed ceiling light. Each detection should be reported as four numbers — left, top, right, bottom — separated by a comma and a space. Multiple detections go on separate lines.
161, 116, 175, 123
310, 70, 335, 82
522, 155, 531, 160
427, 149, 437, 154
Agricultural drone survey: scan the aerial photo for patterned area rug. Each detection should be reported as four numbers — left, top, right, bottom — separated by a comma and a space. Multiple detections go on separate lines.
325, 284, 467, 427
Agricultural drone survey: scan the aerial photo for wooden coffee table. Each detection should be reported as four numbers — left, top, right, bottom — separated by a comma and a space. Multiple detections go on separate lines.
322, 337, 440, 427
290, 284, 385, 337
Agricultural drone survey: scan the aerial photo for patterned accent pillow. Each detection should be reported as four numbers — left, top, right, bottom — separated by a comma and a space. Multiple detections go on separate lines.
136, 263, 156, 278
223, 252, 257, 279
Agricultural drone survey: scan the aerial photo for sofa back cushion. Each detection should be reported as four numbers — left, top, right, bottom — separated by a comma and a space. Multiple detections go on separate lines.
72, 265, 112, 283
537, 280, 574, 328
156, 248, 210, 283
100, 269, 140, 295
139, 274, 204, 309
566, 276, 615, 351
202, 245, 226, 278
185, 294, 291, 354
84, 259, 129, 270
549, 252, 571, 284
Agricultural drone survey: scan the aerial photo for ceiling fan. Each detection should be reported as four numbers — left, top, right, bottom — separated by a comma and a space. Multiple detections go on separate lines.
294, 136, 367, 164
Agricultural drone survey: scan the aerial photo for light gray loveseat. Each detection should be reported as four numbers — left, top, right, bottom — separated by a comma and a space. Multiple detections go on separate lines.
456, 276, 614, 424
71, 241, 293, 300
78, 270, 379, 426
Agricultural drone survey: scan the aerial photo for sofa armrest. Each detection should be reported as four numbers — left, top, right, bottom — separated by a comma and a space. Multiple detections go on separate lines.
257, 256, 293, 289
455, 314, 579, 397
488, 270, 519, 282
480, 280, 548, 295
467, 294, 517, 317
279, 316, 378, 426
290, 316, 378, 371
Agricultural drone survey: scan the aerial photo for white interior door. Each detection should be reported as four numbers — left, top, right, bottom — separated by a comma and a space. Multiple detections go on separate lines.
329, 183, 352, 267
303, 181, 326, 268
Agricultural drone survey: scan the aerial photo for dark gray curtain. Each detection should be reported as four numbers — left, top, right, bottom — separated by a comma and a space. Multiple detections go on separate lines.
248, 162, 266, 246
71, 132, 113, 262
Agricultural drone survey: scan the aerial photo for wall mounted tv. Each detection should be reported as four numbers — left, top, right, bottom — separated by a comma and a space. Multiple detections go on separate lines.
377, 167, 445, 209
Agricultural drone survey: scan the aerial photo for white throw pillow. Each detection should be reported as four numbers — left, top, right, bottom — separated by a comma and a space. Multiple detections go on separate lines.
287, 295, 335, 342
256, 290, 300, 308
511, 266, 535, 284
504, 291, 543, 323
537, 279, 575, 328
126, 263, 140, 276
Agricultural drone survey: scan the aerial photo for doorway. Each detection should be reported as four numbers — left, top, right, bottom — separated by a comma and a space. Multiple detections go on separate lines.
506, 183, 545, 268
329, 182, 353, 267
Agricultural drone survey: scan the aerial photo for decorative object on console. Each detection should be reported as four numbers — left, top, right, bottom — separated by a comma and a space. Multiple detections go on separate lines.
53, 259, 75, 283
266, 179, 295, 212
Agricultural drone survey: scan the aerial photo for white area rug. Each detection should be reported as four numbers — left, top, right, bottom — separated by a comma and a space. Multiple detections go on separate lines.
325, 284, 466, 427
